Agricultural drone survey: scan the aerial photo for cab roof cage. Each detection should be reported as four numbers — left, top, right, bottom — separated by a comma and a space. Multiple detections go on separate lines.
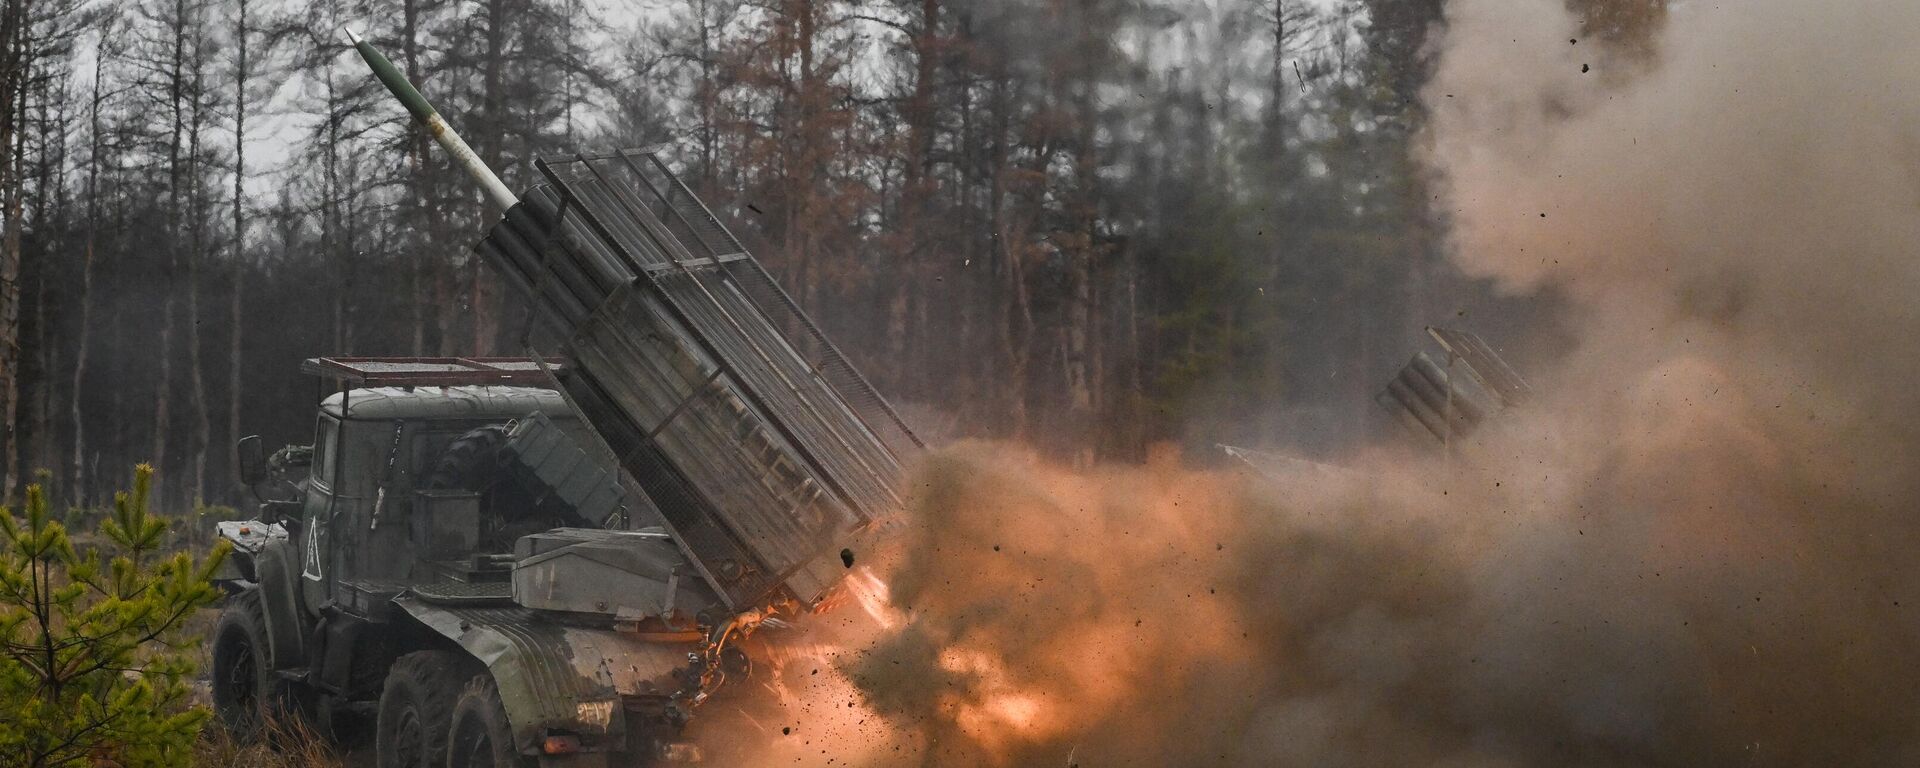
300, 356, 563, 388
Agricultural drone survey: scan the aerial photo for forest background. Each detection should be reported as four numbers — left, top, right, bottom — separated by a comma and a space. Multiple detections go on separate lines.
0, 0, 1657, 509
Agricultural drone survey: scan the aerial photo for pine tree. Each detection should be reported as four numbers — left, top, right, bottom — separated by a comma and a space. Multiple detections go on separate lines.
0, 465, 228, 768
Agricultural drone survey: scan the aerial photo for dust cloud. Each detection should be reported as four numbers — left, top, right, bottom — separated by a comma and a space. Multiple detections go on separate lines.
729, 1, 1920, 765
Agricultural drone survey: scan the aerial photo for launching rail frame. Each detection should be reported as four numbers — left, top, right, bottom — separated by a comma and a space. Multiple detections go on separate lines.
477, 149, 922, 611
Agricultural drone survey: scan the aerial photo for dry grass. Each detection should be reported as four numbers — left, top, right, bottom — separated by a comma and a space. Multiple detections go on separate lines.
193, 715, 358, 768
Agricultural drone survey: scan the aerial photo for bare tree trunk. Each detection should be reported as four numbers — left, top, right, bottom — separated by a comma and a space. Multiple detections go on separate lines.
466, 227, 488, 354
152, 0, 191, 505
397, 0, 456, 356
1124, 237, 1141, 426
695, 0, 716, 187
1063, 62, 1099, 464
561, 0, 576, 144
186, 39, 211, 506
28, 93, 51, 486
105, 178, 123, 504
227, 0, 248, 496
341, 154, 360, 354
1270, 0, 1287, 149
1064, 246, 1092, 461
105, 152, 125, 503
68, 56, 98, 504
0, 0, 28, 503
322, 67, 343, 355
796, 0, 819, 312
20, 76, 57, 486
70, 234, 91, 502
0, 203, 14, 502
953, 14, 979, 419
888, 0, 938, 395
983, 66, 1029, 438
1, 164, 16, 502
435, 231, 456, 354
472, 0, 509, 355
769, 0, 822, 312
27, 222, 47, 486
401, 0, 425, 355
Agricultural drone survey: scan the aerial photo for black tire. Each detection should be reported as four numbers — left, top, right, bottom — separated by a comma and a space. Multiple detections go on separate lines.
211, 590, 288, 742
376, 651, 466, 768
429, 425, 510, 492
447, 676, 535, 768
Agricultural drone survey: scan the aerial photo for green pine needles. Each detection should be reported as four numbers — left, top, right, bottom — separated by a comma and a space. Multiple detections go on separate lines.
0, 465, 230, 768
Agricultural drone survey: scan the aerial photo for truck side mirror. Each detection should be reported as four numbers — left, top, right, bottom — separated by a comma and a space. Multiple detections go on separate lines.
237, 435, 267, 486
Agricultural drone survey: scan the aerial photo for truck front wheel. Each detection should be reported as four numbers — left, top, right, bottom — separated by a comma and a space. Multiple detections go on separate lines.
211, 590, 288, 742
448, 676, 534, 768
377, 651, 464, 768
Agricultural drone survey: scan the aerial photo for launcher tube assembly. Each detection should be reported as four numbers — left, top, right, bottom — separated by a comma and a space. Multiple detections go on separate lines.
345, 27, 519, 212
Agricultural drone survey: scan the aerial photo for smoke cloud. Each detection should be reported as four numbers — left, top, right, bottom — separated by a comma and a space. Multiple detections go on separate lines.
724, 1, 1920, 765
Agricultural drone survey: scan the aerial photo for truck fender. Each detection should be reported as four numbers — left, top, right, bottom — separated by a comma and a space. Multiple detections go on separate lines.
392, 596, 701, 754
254, 538, 310, 668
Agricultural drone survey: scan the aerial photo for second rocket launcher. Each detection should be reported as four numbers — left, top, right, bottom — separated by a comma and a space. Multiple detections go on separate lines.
344, 29, 924, 611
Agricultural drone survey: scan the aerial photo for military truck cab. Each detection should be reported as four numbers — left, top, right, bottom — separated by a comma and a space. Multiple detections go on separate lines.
214, 357, 730, 767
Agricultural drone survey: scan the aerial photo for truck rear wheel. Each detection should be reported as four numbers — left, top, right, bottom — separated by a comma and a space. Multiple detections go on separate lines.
448, 676, 534, 768
377, 650, 464, 768
211, 590, 289, 742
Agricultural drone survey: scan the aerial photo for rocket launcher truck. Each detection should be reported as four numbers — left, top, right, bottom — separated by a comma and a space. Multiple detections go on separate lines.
205, 30, 920, 768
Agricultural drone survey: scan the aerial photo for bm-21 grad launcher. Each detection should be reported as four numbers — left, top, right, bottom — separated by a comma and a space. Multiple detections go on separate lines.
347, 29, 918, 613
325, 27, 919, 763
